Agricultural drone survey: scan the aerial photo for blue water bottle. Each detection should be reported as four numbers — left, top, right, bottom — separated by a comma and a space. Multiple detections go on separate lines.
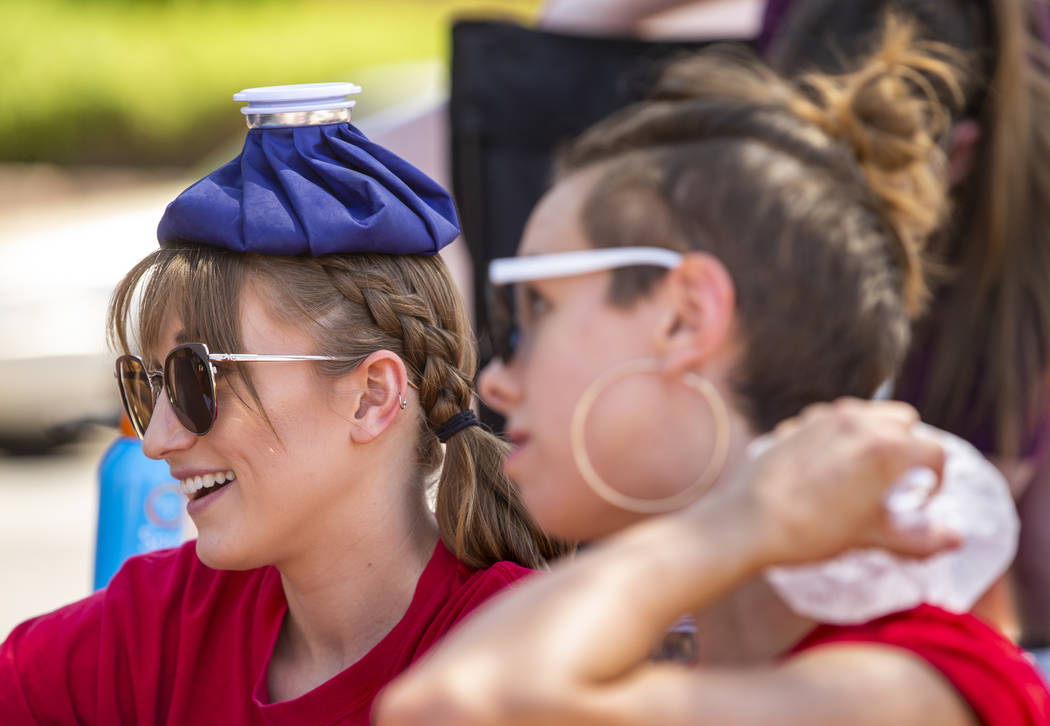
93, 416, 186, 589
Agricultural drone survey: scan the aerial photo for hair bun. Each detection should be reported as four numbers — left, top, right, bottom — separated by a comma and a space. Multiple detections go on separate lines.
789, 15, 965, 316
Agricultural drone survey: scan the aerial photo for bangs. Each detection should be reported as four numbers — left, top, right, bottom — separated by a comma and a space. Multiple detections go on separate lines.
108, 244, 247, 362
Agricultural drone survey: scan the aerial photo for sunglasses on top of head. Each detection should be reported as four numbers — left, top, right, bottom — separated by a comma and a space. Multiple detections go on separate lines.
115, 342, 356, 439
484, 246, 683, 363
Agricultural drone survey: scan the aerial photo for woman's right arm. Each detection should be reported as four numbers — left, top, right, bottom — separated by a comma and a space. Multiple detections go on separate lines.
375, 399, 957, 726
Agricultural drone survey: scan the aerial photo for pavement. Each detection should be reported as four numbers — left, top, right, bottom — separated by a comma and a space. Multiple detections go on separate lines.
0, 166, 191, 636
0, 429, 111, 637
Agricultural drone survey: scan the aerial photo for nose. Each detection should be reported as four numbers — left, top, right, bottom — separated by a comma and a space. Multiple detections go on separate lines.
478, 357, 521, 418
141, 392, 197, 460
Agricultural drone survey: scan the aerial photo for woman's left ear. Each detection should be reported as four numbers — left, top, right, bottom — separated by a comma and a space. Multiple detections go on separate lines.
338, 350, 412, 444
658, 252, 735, 375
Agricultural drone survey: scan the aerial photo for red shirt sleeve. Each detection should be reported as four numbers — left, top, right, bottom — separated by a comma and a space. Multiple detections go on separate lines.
789, 604, 1050, 726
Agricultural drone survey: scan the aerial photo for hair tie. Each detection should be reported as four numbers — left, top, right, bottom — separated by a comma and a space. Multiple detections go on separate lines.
435, 410, 482, 443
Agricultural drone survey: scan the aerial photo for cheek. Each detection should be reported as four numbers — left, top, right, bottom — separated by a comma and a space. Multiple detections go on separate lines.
514, 353, 653, 540
216, 377, 340, 498
521, 361, 724, 538
585, 375, 727, 515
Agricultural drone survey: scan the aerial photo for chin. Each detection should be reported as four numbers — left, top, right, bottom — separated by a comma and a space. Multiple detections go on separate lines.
194, 535, 261, 571
526, 498, 617, 543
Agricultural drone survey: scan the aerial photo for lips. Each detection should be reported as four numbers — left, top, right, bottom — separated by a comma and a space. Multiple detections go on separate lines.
503, 430, 531, 471
505, 429, 530, 448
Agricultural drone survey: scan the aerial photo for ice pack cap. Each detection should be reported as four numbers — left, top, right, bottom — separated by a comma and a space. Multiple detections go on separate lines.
156, 82, 459, 256
233, 81, 361, 127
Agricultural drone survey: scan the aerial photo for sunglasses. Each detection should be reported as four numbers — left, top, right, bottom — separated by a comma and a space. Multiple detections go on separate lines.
115, 342, 354, 439
485, 246, 683, 363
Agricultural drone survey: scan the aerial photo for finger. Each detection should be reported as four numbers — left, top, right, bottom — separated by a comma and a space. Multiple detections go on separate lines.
903, 434, 947, 502
871, 399, 920, 419
858, 400, 920, 428
773, 416, 801, 438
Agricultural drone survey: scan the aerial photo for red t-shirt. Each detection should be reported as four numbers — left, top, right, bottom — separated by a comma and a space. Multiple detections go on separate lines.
789, 604, 1050, 726
0, 539, 530, 725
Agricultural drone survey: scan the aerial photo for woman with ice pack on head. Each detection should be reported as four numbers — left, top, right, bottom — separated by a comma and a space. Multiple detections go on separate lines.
376, 19, 1049, 726
0, 82, 563, 725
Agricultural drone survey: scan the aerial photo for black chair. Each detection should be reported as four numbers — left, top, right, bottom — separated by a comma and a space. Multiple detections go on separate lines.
448, 20, 737, 426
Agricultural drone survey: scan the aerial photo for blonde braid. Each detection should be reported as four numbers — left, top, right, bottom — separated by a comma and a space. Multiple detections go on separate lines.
315, 254, 565, 570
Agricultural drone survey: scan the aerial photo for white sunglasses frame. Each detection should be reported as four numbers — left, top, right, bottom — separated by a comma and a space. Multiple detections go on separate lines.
489, 246, 683, 285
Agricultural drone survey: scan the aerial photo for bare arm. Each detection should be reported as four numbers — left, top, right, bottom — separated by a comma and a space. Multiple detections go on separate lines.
376, 400, 962, 726
511, 646, 977, 726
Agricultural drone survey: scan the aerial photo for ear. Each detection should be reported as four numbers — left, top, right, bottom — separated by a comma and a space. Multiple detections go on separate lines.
656, 252, 735, 376
948, 119, 980, 187
339, 350, 412, 445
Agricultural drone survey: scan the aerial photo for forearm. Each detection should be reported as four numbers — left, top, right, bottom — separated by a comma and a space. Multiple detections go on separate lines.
573, 489, 768, 674
501, 489, 768, 670
541, 648, 977, 726
376, 490, 765, 725
377, 400, 959, 726
379, 645, 977, 726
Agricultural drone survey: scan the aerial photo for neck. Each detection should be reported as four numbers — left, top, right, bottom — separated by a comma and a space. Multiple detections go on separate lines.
268, 476, 439, 701
692, 575, 817, 665
691, 415, 816, 664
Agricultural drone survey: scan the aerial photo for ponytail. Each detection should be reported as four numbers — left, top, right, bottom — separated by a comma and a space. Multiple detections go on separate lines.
314, 252, 567, 570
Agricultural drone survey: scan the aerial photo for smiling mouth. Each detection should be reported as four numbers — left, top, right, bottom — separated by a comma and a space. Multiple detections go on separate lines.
180, 471, 236, 501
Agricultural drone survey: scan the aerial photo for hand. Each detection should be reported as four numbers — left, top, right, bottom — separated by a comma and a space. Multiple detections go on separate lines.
723, 398, 959, 568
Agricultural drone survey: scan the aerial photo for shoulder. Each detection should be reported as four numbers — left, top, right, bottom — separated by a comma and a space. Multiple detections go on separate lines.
790, 605, 1050, 726
460, 558, 535, 592
1, 542, 208, 661
411, 542, 536, 658
1, 541, 281, 724
446, 548, 536, 612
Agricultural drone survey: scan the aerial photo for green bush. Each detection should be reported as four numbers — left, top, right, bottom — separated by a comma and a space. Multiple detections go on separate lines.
0, 0, 537, 166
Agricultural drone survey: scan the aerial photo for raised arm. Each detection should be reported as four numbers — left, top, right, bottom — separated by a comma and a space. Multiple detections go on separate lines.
375, 399, 964, 726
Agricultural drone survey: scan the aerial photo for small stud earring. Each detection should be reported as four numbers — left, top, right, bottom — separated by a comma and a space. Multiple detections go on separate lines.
398, 393, 408, 410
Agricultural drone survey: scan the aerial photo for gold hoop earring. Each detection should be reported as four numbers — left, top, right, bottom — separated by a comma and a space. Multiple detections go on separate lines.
398, 392, 408, 410
570, 358, 730, 514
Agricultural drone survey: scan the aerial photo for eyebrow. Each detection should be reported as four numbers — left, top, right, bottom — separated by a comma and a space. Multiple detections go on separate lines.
144, 330, 190, 368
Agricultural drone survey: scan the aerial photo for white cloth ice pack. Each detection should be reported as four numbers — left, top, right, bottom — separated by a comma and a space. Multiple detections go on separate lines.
762, 423, 1019, 624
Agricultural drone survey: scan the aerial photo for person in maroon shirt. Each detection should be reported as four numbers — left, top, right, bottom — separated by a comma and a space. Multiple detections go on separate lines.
375, 19, 1049, 726
0, 84, 561, 725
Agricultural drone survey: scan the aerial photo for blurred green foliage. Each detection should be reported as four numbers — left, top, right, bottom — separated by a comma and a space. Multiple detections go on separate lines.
0, 0, 538, 166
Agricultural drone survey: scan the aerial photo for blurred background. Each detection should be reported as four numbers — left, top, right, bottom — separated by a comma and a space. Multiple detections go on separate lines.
0, 0, 547, 637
